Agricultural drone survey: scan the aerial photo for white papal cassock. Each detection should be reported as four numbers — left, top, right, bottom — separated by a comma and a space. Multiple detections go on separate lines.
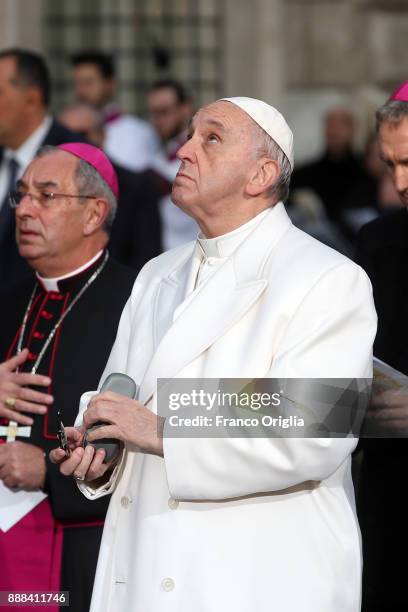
75, 202, 377, 612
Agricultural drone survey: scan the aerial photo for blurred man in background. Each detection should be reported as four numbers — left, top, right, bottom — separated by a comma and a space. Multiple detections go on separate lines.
147, 79, 198, 250
0, 48, 84, 292
339, 132, 401, 240
59, 103, 105, 148
291, 107, 367, 222
148, 79, 192, 158
58, 102, 162, 269
71, 51, 159, 171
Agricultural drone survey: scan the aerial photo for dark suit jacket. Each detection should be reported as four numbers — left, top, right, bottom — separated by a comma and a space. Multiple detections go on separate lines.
0, 120, 86, 292
108, 165, 162, 272
355, 208, 408, 610
291, 149, 368, 220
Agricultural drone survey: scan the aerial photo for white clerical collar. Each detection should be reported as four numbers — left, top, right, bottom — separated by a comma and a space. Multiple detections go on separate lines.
197, 208, 271, 259
37, 250, 104, 292
3, 115, 53, 171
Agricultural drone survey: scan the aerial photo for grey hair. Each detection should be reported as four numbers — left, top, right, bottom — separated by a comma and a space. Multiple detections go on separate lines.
376, 100, 408, 133
251, 124, 292, 203
36, 145, 117, 233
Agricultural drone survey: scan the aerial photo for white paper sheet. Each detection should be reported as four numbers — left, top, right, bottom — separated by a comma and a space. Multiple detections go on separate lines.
0, 480, 47, 532
373, 356, 408, 390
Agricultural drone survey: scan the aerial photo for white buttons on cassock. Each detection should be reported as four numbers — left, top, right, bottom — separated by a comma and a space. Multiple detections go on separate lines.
161, 577, 175, 592
121, 496, 131, 508
206, 258, 216, 266
168, 497, 179, 510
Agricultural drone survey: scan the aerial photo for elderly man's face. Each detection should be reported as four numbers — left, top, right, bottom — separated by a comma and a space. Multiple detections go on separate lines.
172, 101, 255, 220
379, 117, 408, 207
15, 151, 93, 273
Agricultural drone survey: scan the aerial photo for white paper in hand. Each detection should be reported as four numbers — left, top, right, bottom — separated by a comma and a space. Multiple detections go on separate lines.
373, 356, 408, 391
0, 480, 46, 532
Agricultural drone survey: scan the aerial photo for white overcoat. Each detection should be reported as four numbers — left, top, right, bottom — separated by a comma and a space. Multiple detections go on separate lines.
77, 203, 377, 612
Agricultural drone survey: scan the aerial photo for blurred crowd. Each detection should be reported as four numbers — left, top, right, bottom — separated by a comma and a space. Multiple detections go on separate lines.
0, 48, 199, 293
289, 107, 401, 256
0, 47, 402, 295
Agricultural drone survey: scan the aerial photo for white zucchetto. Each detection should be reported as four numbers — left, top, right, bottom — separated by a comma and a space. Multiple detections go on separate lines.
220, 96, 294, 169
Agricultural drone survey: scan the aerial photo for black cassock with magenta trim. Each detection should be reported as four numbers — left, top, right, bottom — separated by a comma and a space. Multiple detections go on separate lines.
0, 252, 136, 612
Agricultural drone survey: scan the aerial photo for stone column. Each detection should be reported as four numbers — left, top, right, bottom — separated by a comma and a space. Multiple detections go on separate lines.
0, 0, 45, 53
223, 0, 285, 107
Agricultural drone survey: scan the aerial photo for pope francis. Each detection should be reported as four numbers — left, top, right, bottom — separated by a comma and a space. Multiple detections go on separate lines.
51, 97, 377, 612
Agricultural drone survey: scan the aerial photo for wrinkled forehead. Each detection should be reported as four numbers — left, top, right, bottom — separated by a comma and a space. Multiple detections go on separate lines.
378, 118, 408, 153
191, 100, 254, 134
22, 150, 79, 187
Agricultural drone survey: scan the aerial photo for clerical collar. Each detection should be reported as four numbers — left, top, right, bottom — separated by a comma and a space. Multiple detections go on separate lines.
37, 250, 105, 292
197, 208, 271, 259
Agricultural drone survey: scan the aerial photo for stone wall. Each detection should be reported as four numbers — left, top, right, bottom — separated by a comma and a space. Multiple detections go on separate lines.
0, 0, 44, 53
224, 0, 408, 162
1, 0, 408, 162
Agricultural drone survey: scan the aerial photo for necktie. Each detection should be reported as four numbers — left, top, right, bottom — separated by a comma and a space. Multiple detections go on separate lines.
7, 157, 19, 194
0, 157, 21, 287
0, 157, 19, 224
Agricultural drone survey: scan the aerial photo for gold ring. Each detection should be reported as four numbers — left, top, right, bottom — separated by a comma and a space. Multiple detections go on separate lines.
73, 474, 85, 482
5, 397, 16, 407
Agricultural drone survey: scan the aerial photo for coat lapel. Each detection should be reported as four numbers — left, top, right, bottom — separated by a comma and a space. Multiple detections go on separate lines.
139, 202, 292, 405
151, 253, 192, 351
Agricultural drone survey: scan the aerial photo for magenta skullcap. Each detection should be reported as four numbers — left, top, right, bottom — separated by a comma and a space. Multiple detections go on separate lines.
389, 81, 408, 102
57, 142, 119, 199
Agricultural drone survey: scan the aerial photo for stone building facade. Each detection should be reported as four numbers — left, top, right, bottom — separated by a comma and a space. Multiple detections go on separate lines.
1, 0, 407, 161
